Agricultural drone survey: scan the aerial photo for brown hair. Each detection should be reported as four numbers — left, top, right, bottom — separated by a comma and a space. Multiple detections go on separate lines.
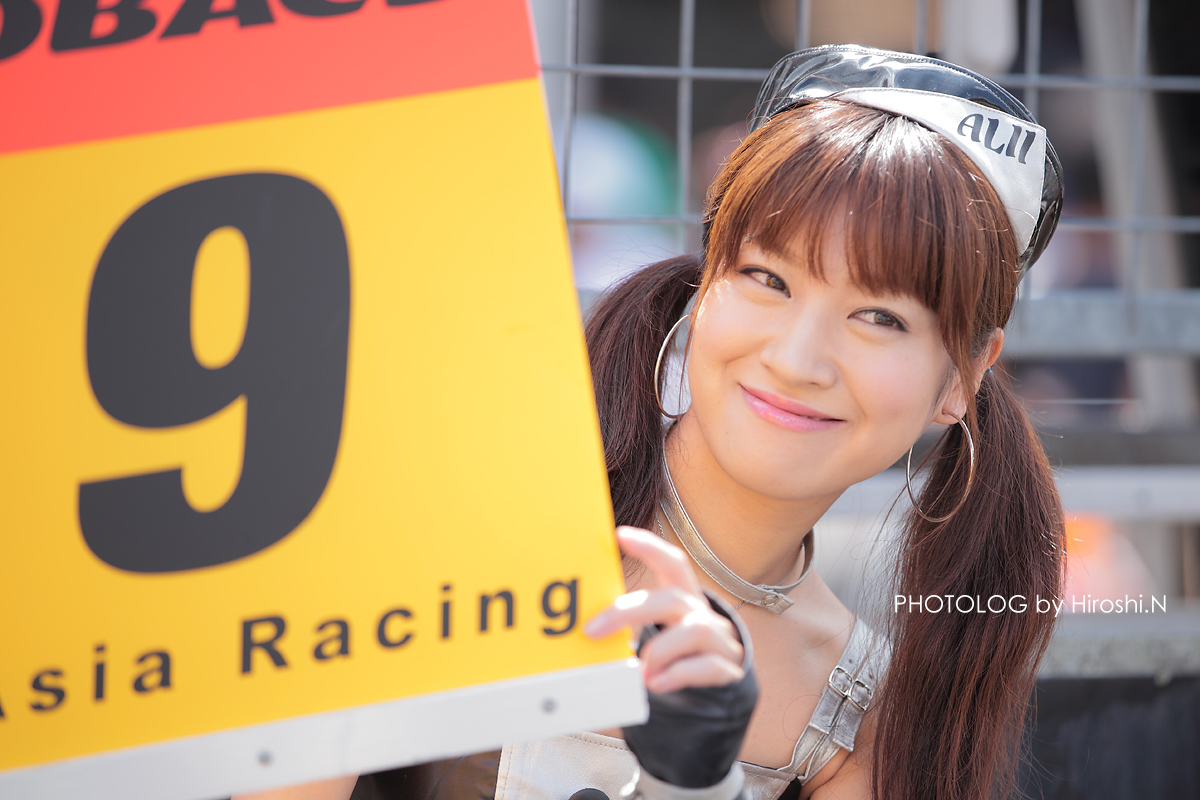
585, 100, 1064, 800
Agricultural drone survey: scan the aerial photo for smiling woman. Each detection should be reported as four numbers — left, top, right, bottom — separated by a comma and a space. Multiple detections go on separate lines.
579, 46, 1066, 800
239, 44, 1066, 800
685, 226, 966, 506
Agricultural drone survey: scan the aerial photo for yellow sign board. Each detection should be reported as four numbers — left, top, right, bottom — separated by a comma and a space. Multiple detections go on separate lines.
0, 1, 641, 797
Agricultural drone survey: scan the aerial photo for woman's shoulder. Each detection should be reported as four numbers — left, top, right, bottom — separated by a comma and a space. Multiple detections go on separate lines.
779, 605, 888, 800
736, 572, 858, 764
801, 706, 877, 800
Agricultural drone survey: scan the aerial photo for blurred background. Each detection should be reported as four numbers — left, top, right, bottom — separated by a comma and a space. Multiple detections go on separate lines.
527, 1, 1200, 796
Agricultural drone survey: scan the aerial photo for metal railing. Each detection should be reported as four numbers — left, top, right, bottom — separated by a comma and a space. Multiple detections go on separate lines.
533, 0, 1200, 613
539, 0, 1200, 355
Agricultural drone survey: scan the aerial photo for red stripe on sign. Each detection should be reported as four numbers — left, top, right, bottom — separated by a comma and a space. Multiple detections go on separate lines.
0, 0, 537, 155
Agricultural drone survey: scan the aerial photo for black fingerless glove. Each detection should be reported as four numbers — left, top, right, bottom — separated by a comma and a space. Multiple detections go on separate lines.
622, 592, 758, 789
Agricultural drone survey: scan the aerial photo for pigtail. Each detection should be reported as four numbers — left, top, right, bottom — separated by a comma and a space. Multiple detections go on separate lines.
584, 255, 702, 530
875, 367, 1065, 800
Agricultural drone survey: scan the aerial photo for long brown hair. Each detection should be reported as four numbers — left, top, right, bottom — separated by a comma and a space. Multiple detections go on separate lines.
585, 100, 1064, 800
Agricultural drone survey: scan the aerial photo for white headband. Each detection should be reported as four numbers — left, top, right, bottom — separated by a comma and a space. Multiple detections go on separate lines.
833, 87, 1048, 254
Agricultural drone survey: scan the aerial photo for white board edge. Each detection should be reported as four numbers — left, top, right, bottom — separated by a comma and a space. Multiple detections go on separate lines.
1, 658, 647, 800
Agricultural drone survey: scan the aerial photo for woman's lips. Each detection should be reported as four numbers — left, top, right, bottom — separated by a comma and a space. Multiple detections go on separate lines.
740, 385, 845, 432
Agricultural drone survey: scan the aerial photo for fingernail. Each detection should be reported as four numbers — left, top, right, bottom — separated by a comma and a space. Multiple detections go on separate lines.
613, 590, 648, 610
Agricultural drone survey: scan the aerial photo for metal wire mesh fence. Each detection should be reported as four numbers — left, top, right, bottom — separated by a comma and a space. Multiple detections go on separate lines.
536, 0, 1200, 357
528, 0, 1200, 603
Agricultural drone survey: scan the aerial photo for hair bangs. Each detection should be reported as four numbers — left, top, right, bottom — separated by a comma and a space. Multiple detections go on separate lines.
702, 101, 1018, 366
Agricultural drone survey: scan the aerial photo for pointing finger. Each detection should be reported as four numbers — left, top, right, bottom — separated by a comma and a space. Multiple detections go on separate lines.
582, 585, 705, 640
615, 526, 702, 595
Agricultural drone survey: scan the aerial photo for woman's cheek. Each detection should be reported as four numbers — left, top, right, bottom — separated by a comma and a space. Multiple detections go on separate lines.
688, 301, 760, 389
859, 354, 942, 442
693, 290, 761, 351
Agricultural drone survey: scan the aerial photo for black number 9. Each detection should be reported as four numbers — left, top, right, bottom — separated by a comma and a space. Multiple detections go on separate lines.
80, 174, 351, 573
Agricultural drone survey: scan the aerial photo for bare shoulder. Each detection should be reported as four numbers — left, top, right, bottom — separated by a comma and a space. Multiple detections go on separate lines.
799, 699, 878, 800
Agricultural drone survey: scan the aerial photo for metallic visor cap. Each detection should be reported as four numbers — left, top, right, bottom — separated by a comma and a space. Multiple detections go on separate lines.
749, 44, 1064, 273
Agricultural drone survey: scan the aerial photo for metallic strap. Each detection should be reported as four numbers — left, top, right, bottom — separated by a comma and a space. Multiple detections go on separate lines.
784, 619, 889, 782
494, 621, 890, 795
659, 458, 813, 614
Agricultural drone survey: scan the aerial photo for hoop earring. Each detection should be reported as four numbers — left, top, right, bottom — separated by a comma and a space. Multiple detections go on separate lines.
905, 417, 976, 523
653, 314, 691, 419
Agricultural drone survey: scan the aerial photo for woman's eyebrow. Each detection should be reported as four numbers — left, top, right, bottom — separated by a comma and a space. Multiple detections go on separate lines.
743, 239, 805, 265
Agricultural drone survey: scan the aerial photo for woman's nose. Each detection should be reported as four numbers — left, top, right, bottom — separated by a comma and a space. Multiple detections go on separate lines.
758, 311, 839, 389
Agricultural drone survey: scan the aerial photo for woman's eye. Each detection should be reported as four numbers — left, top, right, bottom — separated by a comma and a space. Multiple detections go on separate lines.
741, 267, 789, 295
857, 309, 907, 330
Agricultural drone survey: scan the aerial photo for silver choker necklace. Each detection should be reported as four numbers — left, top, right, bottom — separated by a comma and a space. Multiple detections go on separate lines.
658, 457, 813, 614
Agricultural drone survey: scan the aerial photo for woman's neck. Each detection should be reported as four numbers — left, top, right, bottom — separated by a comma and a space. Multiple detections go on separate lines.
662, 413, 843, 590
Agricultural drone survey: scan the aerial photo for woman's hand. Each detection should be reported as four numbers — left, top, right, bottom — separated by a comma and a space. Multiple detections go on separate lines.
585, 527, 757, 792
584, 526, 746, 692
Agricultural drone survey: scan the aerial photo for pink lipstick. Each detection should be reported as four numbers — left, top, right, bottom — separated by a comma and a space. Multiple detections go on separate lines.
740, 385, 844, 432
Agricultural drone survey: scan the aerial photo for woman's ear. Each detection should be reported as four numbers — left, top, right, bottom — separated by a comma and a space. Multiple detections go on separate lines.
933, 328, 1005, 425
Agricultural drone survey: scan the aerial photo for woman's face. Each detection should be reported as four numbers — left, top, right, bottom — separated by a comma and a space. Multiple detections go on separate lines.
684, 218, 966, 503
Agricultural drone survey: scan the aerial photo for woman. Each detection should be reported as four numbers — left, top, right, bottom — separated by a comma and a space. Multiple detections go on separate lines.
243, 44, 1066, 800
